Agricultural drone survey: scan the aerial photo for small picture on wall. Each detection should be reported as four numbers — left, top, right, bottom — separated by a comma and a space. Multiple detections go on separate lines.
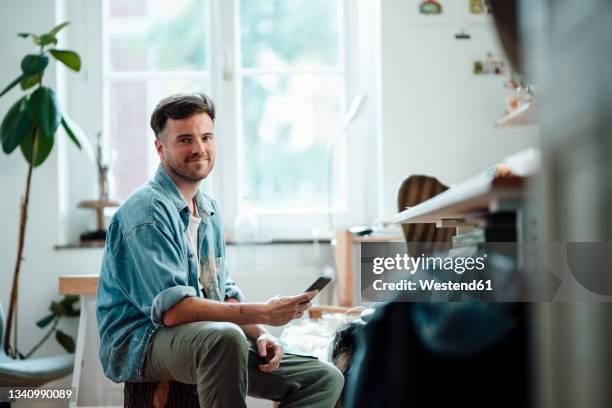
473, 53, 505, 75
469, 0, 489, 15
464, 0, 492, 23
420, 0, 443, 15
409, 0, 452, 24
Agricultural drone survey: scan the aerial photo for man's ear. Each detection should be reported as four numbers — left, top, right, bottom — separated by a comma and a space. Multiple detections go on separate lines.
154, 138, 164, 157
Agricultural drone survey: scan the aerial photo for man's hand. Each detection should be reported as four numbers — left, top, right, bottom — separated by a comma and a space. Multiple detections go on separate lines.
256, 333, 284, 372
263, 291, 317, 326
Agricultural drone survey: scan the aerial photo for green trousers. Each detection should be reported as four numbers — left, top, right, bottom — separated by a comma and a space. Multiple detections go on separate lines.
143, 321, 344, 408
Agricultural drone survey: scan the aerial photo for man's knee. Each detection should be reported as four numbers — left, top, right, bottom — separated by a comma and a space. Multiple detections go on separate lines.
205, 322, 248, 354
320, 362, 345, 396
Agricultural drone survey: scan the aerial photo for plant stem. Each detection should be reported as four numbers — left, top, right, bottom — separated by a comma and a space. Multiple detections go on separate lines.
23, 317, 60, 359
3, 131, 37, 358
3, 45, 46, 358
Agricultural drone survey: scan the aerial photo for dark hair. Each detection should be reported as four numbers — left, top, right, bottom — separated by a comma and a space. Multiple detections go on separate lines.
150, 92, 216, 138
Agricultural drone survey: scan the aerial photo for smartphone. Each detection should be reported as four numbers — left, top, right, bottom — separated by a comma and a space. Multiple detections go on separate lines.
300, 276, 332, 304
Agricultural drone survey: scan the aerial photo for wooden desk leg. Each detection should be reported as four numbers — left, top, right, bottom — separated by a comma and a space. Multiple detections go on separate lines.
70, 294, 88, 408
334, 230, 353, 307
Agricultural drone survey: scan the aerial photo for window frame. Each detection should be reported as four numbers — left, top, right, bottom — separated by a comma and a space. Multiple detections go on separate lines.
65, 0, 378, 240
212, 0, 373, 238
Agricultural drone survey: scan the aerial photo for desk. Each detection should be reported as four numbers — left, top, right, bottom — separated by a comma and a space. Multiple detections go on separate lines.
394, 175, 528, 244
334, 232, 403, 307
333, 177, 527, 307
393, 175, 525, 225
59, 275, 98, 408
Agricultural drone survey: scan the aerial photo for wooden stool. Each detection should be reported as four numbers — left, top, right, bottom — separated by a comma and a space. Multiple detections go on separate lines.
124, 381, 199, 408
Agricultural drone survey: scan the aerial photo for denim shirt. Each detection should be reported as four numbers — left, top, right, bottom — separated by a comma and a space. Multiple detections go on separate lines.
96, 165, 244, 383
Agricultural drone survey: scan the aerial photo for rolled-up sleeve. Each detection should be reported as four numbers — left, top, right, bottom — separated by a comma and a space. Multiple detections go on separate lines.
112, 221, 196, 327
151, 285, 196, 326
224, 270, 245, 302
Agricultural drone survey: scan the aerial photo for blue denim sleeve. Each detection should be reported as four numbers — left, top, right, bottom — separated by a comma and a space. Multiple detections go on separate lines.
114, 222, 196, 327
223, 261, 245, 301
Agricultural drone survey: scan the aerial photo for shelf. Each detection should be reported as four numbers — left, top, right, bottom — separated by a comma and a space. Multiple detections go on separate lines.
54, 242, 105, 250
495, 101, 538, 127
78, 199, 120, 209
393, 176, 526, 224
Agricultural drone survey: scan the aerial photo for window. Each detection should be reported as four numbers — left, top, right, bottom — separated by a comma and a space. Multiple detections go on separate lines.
102, 0, 212, 200
96, 0, 373, 236
237, 0, 345, 211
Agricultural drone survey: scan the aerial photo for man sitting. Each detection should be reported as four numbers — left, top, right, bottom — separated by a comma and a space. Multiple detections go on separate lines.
96, 92, 344, 408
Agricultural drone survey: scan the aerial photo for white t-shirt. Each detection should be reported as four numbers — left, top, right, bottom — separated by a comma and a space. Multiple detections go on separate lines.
183, 198, 222, 299
186, 212, 201, 266
184, 201, 205, 294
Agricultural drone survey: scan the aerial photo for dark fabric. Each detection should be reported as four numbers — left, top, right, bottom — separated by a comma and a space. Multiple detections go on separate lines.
343, 174, 530, 407
344, 302, 529, 408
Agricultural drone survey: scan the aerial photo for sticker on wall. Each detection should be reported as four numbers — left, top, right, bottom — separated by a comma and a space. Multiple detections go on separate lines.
469, 0, 488, 14
454, 28, 472, 40
473, 52, 505, 75
408, 0, 452, 24
419, 0, 443, 15
464, 0, 492, 23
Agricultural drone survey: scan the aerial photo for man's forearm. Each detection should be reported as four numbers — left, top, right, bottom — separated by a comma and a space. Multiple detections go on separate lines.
162, 296, 268, 327
226, 297, 269, 340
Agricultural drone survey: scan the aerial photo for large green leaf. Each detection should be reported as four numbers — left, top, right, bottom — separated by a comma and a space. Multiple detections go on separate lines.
0, 74, 25, 98
59, 295, 79, 306
20, 128, 54, 167
48, 22, 70, 37
55, 330, 75, 353
1, 97, 33, 154
27, 86, 61, 138
61, 115, 95, 161
49, 300, 63, 315
36, 313, 55, 328
64, 307, 81, 317
39, 34, 58, 47
20, 74, 41, 90
60, 116, 81, 149
21, 54, 49, 76
49, 49, 81, 72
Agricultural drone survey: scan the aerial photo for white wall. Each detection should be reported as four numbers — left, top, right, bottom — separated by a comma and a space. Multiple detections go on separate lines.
377, 0, 539, 218
0, 2, 101, 406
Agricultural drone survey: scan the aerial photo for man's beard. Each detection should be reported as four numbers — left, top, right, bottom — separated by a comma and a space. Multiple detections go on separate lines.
166, 154, 214, 182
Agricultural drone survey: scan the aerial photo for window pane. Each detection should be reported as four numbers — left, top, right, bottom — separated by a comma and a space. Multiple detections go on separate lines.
239, 0, 341, 69
240, 74, 343, 210
110, 0, 147, 18
106, 77, 210, 201
106, 0, 209, 72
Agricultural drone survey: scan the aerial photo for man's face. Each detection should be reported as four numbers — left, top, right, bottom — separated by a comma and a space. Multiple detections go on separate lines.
155, 113, 216, 183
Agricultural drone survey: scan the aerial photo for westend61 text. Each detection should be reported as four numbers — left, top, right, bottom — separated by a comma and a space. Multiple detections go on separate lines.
373, 279, 493, 292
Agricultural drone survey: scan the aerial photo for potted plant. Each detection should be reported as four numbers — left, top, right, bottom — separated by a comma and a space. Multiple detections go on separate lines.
1, 21, 89, 359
